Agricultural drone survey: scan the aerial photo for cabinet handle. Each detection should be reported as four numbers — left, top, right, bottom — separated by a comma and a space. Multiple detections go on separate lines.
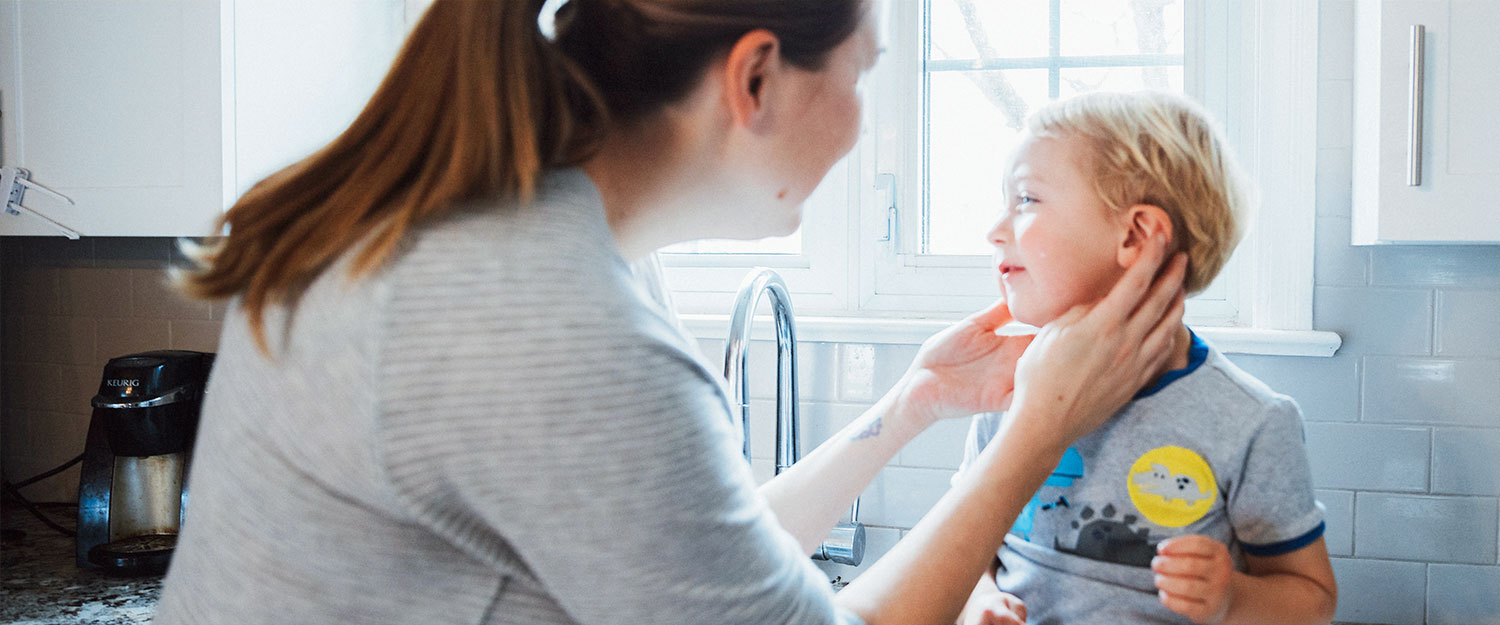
1407, 24, 1425, 187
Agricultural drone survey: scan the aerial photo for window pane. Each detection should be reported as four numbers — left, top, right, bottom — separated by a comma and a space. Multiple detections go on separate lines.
923, 0, 1184, 256
1060, 0, 1184, 57
1059, 65, 1183, 97
929, 0, 1050, 61
926, 69, 1049, 256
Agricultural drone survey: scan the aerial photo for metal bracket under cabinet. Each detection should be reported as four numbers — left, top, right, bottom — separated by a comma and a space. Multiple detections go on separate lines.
1, 166, 81, 239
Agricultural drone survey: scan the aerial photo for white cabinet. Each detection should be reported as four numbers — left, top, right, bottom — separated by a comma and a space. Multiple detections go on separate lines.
0, 0, 410, 237
1352, 0, 1500, 245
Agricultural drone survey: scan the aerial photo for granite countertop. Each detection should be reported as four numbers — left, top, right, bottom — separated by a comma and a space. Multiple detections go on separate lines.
1, 503, 160, 624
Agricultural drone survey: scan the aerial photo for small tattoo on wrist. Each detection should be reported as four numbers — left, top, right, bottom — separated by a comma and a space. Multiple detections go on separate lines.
851, 417, 883, 441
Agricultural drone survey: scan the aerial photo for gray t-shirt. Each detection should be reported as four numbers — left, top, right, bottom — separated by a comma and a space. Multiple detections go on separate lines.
958, 333, 1324, 624
156, 169, 858, 624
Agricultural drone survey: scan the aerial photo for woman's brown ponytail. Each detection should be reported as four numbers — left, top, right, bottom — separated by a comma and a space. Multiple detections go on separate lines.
182, 0, 863, 353
180, 0, 608, 351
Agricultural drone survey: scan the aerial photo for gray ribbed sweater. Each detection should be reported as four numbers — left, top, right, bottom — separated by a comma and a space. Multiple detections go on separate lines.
155, 169, 856, 624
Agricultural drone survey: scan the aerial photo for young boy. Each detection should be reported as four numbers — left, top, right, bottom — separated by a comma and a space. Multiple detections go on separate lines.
955, 92, 1337, 625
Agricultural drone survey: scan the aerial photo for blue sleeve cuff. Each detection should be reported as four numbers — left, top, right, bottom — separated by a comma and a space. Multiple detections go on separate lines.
1242, 522, 1325, 557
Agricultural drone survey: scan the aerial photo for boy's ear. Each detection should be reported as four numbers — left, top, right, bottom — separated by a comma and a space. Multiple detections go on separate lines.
722, 29, 781, 131
1117, 204, 1174, 269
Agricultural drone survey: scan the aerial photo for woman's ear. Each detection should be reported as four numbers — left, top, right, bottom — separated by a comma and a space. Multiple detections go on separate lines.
722, 29, 781, 131
1117, 204, 1174, 269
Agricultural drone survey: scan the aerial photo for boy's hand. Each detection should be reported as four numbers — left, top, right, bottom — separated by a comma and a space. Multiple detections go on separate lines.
960, 588, 1027, 625
1152, 535, 1235, 624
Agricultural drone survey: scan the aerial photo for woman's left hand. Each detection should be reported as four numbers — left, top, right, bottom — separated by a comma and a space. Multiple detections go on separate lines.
896, 300, 1034, 427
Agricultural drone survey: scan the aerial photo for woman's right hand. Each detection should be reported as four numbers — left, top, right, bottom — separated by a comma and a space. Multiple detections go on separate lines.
1008, 234, 1188, 445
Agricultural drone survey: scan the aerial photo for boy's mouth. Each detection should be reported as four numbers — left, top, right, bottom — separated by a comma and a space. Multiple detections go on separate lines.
998, 263, 1025, 276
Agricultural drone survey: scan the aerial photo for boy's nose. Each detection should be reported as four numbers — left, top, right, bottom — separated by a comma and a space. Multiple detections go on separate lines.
987, 213, 1012, 246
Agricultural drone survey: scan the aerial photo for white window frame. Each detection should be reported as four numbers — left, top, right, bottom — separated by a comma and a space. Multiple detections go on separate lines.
671, 0, 1339, 357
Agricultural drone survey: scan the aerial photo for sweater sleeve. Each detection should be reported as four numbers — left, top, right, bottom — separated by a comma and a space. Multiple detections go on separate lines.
376, 247, 857, 624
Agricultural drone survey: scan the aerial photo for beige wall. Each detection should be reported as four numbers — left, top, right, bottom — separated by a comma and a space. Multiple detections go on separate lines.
1, 237, 224, 502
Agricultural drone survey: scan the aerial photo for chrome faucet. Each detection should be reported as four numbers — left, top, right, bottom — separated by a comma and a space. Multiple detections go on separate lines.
724, 268, 864, 566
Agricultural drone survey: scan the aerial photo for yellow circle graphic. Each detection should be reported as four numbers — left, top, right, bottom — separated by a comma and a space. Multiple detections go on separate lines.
1126, 446, 1217, 528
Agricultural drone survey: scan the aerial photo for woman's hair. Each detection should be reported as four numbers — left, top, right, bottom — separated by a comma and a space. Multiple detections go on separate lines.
181, 0, 864, 350
1024, 91, 1250, 295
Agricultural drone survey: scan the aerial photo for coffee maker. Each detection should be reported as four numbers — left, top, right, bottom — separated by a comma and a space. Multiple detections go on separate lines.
76, 350, 214, 573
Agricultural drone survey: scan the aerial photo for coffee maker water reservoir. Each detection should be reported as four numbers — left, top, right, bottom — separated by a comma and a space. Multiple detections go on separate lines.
76, 350, 214, 573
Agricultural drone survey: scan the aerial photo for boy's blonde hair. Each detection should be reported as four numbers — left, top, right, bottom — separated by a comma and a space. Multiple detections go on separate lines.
1025, 91, 1249, 294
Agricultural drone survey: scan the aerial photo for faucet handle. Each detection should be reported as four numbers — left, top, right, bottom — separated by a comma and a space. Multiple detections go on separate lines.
812, 522, 865, 566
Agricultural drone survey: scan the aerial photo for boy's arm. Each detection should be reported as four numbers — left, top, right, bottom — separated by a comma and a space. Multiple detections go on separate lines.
1152, 535, 1337, 625
957, 556, 1026, 625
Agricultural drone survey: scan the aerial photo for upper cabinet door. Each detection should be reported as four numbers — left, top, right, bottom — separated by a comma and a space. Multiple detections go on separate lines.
0, 0, 226, 237
1352, 1, 1500, 244
0, 0, 408, 237
228, 0, 407, 201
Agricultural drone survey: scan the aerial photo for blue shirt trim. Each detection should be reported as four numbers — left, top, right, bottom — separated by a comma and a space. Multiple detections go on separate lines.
1242, 522, 1326, 557
1133, 328, 1209, 399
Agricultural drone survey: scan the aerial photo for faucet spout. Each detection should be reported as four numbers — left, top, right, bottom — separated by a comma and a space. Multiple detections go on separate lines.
722, 268, 865, 566
723, 268, 799, 474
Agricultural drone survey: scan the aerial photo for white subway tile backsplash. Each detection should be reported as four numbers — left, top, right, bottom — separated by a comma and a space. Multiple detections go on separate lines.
1370, 247, 1500, 289
858, 466, 956, 528
1228, 353, 1360, 422
1305, 423, 1429, 492
1317, 80, 1354, 149
1331, 558, 1428, 625
1355, 493, 1498, 565
1426, 564, 1500, 625
745, 339, 837, 403
1363, 357, 1500, 427
1317, 1, 1355, 82
896, 416, 970, 470
1315, 147, 1354, 218
872, 343, 919, 399
1316, 489, 1354, 557
1432, 428, 1500, 497
1315, 217, 1368, 287
796, 403, 867, 452
745, 399, 867, 462
1313, 287, 1433, 355
1435, 291, 1500, 357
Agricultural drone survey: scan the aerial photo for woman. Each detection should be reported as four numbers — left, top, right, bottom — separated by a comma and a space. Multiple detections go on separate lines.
157, 1, 1187, 623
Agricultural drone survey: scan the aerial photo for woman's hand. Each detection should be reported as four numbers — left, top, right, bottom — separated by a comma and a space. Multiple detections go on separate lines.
1007, 235, 1187, 445
894, 301, 1035, 428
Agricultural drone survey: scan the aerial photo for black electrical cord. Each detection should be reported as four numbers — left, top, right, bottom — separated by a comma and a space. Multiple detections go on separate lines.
1, 453, 86, 538
1, 480, 76, 537
13, 453, 84, 488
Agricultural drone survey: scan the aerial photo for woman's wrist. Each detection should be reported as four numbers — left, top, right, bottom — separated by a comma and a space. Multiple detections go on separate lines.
884, 370, 948, 433
989, 397, 1076, 458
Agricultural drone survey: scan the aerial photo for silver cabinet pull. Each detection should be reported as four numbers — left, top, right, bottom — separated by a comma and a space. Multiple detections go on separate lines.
1407, 24, 1425, 187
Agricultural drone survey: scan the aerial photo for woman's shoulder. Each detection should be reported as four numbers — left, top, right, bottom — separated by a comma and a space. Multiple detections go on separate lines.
374, 169, 687, 356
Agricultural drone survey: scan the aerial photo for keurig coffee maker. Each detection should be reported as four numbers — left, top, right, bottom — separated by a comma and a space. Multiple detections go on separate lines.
76, 350, 214, 574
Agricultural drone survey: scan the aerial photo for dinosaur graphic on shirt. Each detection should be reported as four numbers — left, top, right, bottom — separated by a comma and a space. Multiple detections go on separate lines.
1131, 462, 1211, 506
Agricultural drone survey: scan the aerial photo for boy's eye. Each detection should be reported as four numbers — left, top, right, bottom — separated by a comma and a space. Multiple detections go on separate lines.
1016, 194, 1038, 208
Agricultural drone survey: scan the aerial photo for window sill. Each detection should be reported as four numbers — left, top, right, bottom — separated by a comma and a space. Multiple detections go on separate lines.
681, 314, 1342, 357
